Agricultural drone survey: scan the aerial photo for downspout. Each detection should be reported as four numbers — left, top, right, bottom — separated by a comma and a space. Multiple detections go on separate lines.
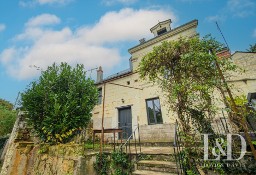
100, 82, 106, 157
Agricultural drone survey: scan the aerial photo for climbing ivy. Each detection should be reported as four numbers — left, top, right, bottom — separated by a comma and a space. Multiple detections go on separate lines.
138, 35, 238, 173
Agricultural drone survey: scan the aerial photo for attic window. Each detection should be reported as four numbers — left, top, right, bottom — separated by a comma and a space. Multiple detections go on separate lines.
157, 27, 167, 36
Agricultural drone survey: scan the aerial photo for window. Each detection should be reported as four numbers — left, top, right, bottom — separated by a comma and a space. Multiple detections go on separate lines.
98, 88, 102, 104
248, 92, 256, 110
157, 27, 167, 36
146, 98, 163, 124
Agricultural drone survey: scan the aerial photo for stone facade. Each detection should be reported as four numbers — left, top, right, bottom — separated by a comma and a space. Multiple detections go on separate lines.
92, 19, 199, 142
228, 52, 256, 96
0, 112, 98, 175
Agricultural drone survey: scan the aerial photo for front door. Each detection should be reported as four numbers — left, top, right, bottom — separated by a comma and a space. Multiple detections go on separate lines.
118, 107, 132, 139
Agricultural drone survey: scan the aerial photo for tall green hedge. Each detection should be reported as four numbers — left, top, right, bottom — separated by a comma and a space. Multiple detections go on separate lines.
21, 63, 98, 144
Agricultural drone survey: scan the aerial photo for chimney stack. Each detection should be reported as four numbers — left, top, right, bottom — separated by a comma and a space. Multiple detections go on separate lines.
139, 38, 146, 44
97, 66, 103, 83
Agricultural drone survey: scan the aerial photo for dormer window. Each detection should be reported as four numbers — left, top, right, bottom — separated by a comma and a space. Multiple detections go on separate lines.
150, 19, 172, 37
157, 27, 167, 36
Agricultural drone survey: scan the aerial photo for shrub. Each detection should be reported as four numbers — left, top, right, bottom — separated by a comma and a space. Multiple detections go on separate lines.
21, 63, 98, 144
0, 101, 16, 137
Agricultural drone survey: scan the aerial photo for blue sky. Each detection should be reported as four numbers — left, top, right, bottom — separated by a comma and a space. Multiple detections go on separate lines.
0, 0, 255, 105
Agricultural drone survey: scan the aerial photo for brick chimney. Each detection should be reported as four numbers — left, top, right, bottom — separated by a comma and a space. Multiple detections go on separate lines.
96, 66, 103, 83
216, 49, 231, 60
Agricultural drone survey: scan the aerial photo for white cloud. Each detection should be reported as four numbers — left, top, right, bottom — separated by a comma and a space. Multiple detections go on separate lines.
205, 0, 256, 22
0, 8, 175, 80
102, 0, 137, 6
26, 14, 60, 27
227, 0, 256, 17
19, 0, 73, 7
0, 24, 6, 32
0, 48, 16, 64
37, 0, 73, 5
205, 15, 226, 22
77, 8, 176, 44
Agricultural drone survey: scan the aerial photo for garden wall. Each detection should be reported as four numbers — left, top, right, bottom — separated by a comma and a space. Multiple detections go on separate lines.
0, 112, 97, 175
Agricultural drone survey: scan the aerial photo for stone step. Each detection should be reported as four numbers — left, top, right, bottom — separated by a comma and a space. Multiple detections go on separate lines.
121, 146, 175, 155
138, 153, 176, 162
132, 170, 177, 175
110, 141, 174, 147
137, 160, 178, 173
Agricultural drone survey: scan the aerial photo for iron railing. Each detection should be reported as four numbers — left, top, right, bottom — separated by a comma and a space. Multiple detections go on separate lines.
119, 124, 142, 172
173, 120, 185, 175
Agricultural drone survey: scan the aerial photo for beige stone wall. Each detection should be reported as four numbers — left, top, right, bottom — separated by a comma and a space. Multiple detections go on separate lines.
139, 124, 175, 142
2, 141, 97, 175
131, 27, 198, 70
92, 21, 198, 142
93, 72, 176, 139
1, 112, 97, 175
228, 52, 256, 96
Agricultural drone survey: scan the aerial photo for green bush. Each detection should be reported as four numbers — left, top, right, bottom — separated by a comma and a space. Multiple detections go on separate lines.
94, 153, 110, 175
21, 63, 98, 144
0, 99, 13, 111
111, 151, 130, 175
0, 105, 16, 137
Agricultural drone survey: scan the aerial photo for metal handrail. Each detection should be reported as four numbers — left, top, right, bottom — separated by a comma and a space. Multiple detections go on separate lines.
119, 124, 141, 173
173, 120, 185, 175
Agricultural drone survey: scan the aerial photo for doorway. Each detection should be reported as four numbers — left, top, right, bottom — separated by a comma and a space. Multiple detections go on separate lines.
118, 107, 132, 139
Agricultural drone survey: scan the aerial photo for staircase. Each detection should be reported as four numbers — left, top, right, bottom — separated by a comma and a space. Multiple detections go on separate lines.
132, 146, 179, 175
118, 125, 181, 175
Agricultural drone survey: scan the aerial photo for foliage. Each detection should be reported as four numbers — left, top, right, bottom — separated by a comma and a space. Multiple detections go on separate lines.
0, 99, 13, 110
37, 144, 50, 154
0, 136, 8, 150
21, 63, 98, 144
94, 151, 130, 175
226, 95, 256, 131
0, 103, 16, 137
139, 35, 236, 133
84, 142, 100, 149
94, 153, 110, 175
247, 43, 256, 52
222, 156, 256, 174
138, 35, 237, 173
111, 151, 130, 175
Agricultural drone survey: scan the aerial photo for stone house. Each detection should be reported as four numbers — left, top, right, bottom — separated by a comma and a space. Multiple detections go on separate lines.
92, 19, 198, 142
229, 51, 256, 130
92, 18, 256, 142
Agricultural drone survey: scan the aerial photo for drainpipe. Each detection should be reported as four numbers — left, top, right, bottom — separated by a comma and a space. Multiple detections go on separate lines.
100, 82, 106, 158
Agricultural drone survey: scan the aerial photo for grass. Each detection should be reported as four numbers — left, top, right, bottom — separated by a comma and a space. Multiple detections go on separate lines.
84, 143, 100, 149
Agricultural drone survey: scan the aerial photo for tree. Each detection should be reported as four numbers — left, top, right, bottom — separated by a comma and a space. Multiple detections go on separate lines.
247, 43, 256, 52
21, 63, 98, 144
139, 36, 233, 133
0, 99, 13, 110
138, 35, 256, 173
0, 99, 16, 137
